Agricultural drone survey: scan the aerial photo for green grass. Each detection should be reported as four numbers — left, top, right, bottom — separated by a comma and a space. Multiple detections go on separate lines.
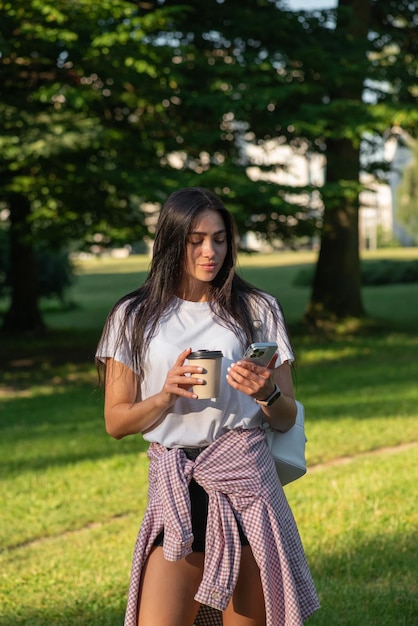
1, 248, 418, 625
288, 446, 418, 626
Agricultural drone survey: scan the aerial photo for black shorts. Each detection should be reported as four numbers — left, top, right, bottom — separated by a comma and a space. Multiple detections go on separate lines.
153, 447, 249, 553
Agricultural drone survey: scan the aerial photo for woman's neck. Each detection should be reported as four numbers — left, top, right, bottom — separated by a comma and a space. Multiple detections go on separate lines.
176, 282, 210, 302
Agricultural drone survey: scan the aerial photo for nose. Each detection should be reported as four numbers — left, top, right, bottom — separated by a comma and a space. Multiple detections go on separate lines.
202, 237, 215, 257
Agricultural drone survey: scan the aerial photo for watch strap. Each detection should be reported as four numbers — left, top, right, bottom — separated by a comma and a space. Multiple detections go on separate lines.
255, 383, 281, 407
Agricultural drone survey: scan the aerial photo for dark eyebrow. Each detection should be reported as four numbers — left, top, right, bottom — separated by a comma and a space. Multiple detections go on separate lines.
189, 229, 226, 236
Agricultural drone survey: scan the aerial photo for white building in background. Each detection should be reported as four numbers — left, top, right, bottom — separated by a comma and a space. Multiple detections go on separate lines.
385, 131, 416, 246
359, 176, 393, 250
243, 131, 413, 250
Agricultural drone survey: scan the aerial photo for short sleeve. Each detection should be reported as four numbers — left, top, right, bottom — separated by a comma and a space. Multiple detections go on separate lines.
95, 300, 136, 371
250, 293, 294, 366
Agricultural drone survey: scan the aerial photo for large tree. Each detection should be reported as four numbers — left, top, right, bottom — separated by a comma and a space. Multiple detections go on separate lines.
0, 0, 309, 332
133, 0, 418, 322
0, 0, 276, 332
0, 0, 150, 331
0, 0, 224, 331
1, 0, 417, 331
298, 0, 418, 321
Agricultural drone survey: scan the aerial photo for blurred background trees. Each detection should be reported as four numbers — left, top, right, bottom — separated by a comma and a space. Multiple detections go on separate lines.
0, 0, 417, 332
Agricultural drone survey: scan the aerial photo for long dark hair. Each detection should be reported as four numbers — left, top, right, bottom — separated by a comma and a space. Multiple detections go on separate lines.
97, 187, 290, 388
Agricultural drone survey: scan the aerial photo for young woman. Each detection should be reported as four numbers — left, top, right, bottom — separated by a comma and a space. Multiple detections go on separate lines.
96, 187, 319, 626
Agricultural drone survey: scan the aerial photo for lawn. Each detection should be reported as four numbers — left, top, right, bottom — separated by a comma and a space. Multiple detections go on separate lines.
0, 249, 417, 625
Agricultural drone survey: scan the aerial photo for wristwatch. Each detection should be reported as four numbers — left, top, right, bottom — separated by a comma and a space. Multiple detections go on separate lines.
255, 383, 281, 407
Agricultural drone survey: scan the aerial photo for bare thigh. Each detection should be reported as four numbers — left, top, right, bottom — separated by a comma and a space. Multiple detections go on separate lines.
222, 545, 266, 626
137, 546, 205, 626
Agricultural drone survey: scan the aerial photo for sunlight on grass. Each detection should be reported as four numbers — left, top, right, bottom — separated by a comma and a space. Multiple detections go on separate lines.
73, 255, 151, 275
0, 448, 149, 549
286, 446, 418, 626
62, 249, 418, 330
1, 249, 418, 626
1, 447, 416, 626
0, 515, 135, 626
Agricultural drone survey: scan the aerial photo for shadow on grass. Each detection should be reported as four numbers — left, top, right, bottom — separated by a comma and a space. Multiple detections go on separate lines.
1, 373, 416, 478
0, 604, 126, 626
1, 533, 416, 626
0, 384, 149, 476
307, 532, 418, 626
1, 328, 418, 476
0, 327, 98, 360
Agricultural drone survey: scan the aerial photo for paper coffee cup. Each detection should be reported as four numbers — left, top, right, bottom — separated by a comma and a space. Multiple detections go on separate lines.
187, 350, 223, 399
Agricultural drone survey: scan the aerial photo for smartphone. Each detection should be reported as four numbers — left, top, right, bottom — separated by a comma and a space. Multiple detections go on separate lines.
242, 342, 278, 367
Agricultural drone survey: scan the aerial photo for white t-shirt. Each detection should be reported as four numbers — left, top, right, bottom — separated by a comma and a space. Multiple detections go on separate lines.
97, 295, 294, 448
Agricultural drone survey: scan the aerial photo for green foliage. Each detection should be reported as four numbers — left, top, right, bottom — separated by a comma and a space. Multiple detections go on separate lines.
37, 249, 75, 303
362, 259, 418, 285
0, 0, 154, 247
1, 0, 418, 327
294, 259, 418, 288
0, 228, 74, 302
2, 0, 416, 246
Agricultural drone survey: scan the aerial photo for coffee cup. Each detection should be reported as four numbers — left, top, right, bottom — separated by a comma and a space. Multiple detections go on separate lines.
187, 349, 223, 399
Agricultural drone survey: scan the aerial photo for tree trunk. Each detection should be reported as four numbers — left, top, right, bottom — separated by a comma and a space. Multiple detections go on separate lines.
2, 193, 45, 333
306, 138, 364, 322
305, 0, 370, 324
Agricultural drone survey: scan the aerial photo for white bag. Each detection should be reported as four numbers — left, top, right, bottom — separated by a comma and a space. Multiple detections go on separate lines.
264, 400, 307, 486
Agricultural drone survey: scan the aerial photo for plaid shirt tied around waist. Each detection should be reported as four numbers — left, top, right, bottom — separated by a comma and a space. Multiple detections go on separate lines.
124, 427, 320, 626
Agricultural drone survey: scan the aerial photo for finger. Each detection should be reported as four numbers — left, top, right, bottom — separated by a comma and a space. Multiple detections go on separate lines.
227, 364, 272, 398
167, 373, 205, 386
164, 385, 199, 400
234, 360, 270, 376
174, 347, 193, 367
165, 377, 204, 393
225, 371, 246, 391
226, 375, 256, 398
230, 361, 270, 383
226, 368, 256, 392
168, 366, 204, 382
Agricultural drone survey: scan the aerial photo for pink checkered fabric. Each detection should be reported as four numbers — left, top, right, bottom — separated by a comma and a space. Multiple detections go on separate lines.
124, 428, 320, 626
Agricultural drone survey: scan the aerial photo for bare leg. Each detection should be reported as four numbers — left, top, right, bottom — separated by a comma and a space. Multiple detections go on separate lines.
137, 546, 205, 626
222, 545, 266, 626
